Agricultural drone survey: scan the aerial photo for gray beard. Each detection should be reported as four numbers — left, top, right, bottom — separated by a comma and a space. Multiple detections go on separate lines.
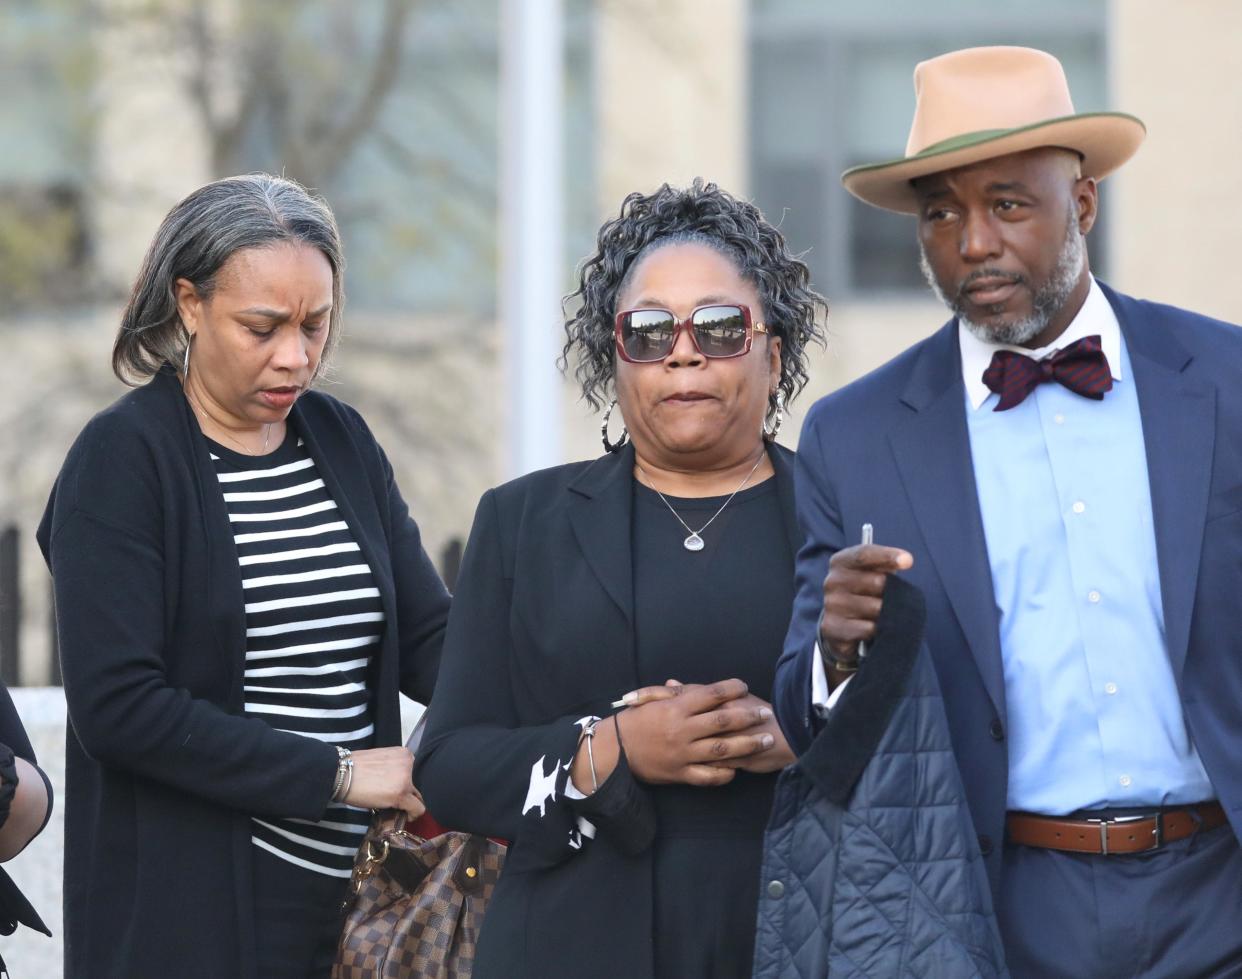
919, 213, 1086, 346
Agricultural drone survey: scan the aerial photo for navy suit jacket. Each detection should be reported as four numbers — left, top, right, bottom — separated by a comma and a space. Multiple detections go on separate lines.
774, 282, 1242, 895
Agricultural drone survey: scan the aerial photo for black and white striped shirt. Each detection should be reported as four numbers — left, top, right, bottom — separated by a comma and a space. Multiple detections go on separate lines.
208, 429, 381, 878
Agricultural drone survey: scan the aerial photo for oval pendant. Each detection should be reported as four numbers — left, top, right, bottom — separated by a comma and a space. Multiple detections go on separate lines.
683, 533, 705, 552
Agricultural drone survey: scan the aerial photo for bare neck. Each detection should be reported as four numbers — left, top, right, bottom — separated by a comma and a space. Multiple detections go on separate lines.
182, 374, 281, 455
633, 443, 773, 498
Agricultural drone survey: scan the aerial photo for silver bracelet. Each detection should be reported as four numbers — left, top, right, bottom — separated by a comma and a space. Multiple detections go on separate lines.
331, 746, 354, 803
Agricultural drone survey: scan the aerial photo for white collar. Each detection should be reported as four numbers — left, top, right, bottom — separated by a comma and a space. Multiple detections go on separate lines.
958, 276, 1123, 411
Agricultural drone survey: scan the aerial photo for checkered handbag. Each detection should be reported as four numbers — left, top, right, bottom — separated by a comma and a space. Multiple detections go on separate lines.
332, 810, 506, 979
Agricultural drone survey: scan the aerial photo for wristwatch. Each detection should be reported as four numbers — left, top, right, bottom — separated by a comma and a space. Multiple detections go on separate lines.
821, 643, 861, 675
817, 612, 861, 674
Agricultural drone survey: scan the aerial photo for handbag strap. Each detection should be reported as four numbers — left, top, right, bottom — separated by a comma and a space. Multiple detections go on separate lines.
451, 835, 488, 895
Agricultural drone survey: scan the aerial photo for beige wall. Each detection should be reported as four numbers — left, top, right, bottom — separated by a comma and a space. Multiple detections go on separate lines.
1110, 0, 1242, 323
593, 0, 748, 212
91, 0, 214, 292
559, 0, 750, 464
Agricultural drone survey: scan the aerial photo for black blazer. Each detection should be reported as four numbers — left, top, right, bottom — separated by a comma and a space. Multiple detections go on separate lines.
37, 367, 449, 979
416, 442, 801, 979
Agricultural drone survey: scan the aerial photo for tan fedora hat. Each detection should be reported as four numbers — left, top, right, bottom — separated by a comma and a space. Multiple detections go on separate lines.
841, 46, 1146, 215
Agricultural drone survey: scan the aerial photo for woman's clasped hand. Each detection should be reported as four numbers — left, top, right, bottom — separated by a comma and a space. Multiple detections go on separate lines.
571, 679, 789, 794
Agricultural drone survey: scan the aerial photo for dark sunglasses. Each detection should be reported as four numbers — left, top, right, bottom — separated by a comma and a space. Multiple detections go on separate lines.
613, 304, 769, 363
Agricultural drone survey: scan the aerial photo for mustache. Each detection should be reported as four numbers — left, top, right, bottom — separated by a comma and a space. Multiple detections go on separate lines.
955, 268, 1027, 303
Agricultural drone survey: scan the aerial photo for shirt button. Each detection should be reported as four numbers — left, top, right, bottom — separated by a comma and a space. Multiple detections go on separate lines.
1088, 590, 1102, 604
1104, 682, 1118, 695
767, 880, 785, 899
977, 834, 994, 856
989, 719, 1005, 741
1072, 501, 1086, 514
1054, 413, 1066, 425
1119, 774, 1132, 787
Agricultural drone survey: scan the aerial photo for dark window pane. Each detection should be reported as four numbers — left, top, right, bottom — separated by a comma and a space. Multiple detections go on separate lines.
848, 194, 924, 291
753, 163, 828, 293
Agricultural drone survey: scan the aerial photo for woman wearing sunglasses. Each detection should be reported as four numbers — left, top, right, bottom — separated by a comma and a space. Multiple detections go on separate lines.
416, 179, 827, 978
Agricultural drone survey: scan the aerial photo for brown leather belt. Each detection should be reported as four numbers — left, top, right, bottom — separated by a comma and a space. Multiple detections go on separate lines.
1006, 802, 1228, 856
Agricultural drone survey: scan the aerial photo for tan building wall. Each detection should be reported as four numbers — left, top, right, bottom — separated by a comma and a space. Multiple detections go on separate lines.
91, 0, 214, 292
1110, 0, 1242, 323
593, 0, 749, 214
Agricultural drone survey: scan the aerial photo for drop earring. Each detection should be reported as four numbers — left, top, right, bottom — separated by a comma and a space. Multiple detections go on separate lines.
763, 388, 786, 441
601, 399, 629, 453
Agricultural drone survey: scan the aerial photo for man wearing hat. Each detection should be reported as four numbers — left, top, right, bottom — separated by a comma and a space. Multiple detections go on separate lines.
773, 46, 1242, 976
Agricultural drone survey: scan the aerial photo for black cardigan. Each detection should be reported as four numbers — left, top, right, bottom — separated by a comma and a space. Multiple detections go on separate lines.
415, 442, 802, 979
37, 367, 449, 979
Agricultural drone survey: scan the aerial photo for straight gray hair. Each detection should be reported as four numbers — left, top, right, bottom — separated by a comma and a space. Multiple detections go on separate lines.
112, 173, 345, 385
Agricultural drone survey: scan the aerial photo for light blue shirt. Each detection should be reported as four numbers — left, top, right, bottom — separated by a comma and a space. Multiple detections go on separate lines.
962, 278, 1213, 812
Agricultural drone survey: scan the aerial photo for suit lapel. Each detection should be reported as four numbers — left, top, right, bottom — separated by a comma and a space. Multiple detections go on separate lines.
889, 324, 1007, 719
567, 445, 636, 625
1104, 285, 1216, 681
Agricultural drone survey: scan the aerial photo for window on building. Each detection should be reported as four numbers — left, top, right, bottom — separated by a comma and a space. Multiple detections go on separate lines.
749, 0, 1109, 299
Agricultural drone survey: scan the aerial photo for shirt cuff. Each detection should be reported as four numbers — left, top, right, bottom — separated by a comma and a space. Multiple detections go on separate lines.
811, 641, 852, 714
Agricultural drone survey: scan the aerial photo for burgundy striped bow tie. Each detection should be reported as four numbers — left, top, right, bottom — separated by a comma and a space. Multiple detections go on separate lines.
982, 334, 1113, 412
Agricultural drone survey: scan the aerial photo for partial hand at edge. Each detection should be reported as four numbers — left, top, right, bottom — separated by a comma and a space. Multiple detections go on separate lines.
343, 746, 426, 819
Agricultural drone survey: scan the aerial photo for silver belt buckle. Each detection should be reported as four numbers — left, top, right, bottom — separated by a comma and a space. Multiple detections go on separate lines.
1087, 813, 1158, 855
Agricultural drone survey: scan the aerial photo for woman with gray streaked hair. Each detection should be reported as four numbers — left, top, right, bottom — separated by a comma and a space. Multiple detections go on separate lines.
38, 173, 450, 979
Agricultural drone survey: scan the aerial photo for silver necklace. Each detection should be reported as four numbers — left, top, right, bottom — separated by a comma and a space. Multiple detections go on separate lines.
636, 451, 765, 552
186, 389, 272, 456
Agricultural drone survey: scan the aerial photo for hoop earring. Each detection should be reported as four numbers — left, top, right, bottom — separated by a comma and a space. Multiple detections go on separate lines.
182, 333, 193, 377
601, 399, 629, 453
763, 388, 786, 441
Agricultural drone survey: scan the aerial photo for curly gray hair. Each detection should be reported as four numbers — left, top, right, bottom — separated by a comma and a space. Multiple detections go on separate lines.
561, 179, 828, 414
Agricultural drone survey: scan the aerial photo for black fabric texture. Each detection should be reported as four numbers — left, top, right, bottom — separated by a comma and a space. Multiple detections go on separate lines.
568, 727, 656, 856
630, 477, 791, 977
799, 574, 926, 805
0, 744, 16, 830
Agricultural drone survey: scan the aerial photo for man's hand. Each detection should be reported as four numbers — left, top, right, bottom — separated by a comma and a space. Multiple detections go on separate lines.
819, 543, 913, 679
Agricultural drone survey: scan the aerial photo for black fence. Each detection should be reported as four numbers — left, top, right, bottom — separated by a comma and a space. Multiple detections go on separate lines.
0, 522, 462, 687
0, 525, 18, 687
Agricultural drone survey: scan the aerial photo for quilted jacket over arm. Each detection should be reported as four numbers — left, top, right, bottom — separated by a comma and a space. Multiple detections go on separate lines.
754, 577, 1009, 978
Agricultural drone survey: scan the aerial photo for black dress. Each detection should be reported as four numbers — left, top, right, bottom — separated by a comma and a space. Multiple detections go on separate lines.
631, 477, 794, 977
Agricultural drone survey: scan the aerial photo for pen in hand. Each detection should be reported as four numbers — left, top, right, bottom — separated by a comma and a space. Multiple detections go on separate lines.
858, 523, 873, 660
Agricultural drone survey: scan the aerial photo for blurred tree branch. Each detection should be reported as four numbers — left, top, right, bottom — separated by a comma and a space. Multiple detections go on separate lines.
152, 0, 414, 188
